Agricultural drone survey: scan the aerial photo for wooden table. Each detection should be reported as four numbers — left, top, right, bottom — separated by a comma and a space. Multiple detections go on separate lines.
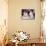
35, 43, 46, 46
18, 43, 46, 46
18, 38, 46, 46
5, 38, 46, 46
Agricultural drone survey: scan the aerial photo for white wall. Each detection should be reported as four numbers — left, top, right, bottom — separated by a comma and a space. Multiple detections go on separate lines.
8, 0, 41, 39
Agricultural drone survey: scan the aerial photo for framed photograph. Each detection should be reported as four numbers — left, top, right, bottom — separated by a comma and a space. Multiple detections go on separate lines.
21, 9, 35, 20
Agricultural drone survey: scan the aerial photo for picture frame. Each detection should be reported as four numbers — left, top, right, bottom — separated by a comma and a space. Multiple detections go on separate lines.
21, 9, 35, 20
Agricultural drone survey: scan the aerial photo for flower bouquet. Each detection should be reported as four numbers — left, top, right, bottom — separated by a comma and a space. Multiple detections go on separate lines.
11, 31, 30, 42
16, 31, 30, 42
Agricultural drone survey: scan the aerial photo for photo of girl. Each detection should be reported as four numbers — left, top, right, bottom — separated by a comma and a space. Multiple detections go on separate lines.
21, 9, 35, 20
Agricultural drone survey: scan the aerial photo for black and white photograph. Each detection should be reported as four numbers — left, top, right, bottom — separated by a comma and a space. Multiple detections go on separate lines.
21, 9, 35, 20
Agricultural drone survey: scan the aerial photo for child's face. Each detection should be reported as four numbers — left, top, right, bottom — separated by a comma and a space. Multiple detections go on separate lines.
29, 11, 34, 18
23, 12, 28, 17
29, 11, 33, 16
